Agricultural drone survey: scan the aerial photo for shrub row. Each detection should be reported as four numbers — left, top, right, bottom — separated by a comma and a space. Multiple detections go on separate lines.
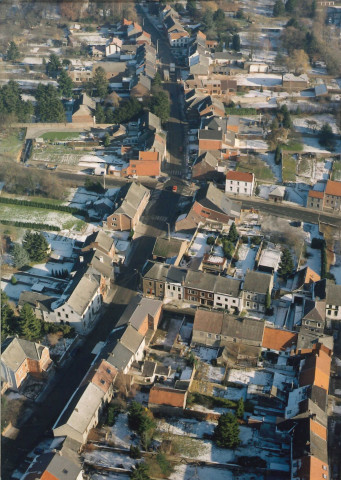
0, 197, 86, 216
0, 220, 60, 231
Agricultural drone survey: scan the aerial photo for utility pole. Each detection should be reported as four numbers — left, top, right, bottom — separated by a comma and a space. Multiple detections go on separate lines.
166, 222, 170, 240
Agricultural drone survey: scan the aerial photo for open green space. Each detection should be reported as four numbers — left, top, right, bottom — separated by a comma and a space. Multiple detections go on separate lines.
282, 154, 297, 182
41, 131, 81, 141
0, 128, 25, 161
0, 204, 86, 231
280, 139, 303, 152
236, 156, 275, 182
332, 160, 341, 181
2, 193, 65, 206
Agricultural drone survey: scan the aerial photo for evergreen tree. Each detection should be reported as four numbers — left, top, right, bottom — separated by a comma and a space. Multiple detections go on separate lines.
285, 0, 297, 13
186, 0, 196, 16
318, 123, 336, 150
152, 72, 162, 86
214, 412, 240, 448
23, 231, 50, 263
130, 463, 151, 480
93, 67, 109, 98
222, 239, 235, 259
274, 144, 282, 165
6, 41, 20, 61
278, 247, 294, 279
35, 84, 65, 122
19, 304, 42, 341
12, 244, 30, 268
58, 69, 74, 98
227, 222, 239, 243
232, 34, 241, 51
273, 0, 285, 16
1, 292, 16, 340
46, 53, 62, 78
0, 80, 33, 122
280, 105, 292, 129
103, 132, 110, 147
265, 288, 271, 310
236, 398, 244, 419
95, 103, 106, 123
150, 90, 170, 123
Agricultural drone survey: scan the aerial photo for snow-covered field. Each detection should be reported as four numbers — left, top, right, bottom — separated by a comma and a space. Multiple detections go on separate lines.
235, 245, 258, 275
228, 369, 272, 386
83, 450, 137, 470
192, 346, 219, 362
170, 466, 263, 480
293, 114, 340, 135
214, 386, 246, 401
236, 73, 282, 87
204, 366, 225, 384
28, 261, 74, 277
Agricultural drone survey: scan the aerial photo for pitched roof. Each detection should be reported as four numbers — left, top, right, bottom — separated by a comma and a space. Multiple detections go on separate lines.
326, 284, 341, 306
308, 190, 324, 199
226, 171, 254, 182
21, 451, 81, 480
299, 347, 331, 392
152, 236, 187, 259
194, 151, 218, 168
149, 385, 187, 408
262, 327, 297, 352
83, 230, 114, 254
65, 273, 100, 316
196, 183, 241, 218
243, 270, 272, 294
18, 291, 56, 312
1, 337, 47, 372
139, 151, 159, 161
214, 276, 242, 297
107, 342, 134, 370
292, 417, 328, 463
85, 359, 117, 394
303, 300, 326, 323
115, 295, 162, 331
193, 309, 223, 334
325, 179, 341, 196
119, 325, 144, 354
184, 269, 216, 292
221, 316, 264, 343
114, 182, 149, 219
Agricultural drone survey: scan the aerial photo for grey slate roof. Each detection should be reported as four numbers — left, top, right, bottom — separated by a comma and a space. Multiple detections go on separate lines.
193, 151, 218, 169
214, 276, 242, 297
243, 270, 272, 295
152, 236, 186, 259
120, 325, 144, 354
85, 249, 114, 280
196, 183, 241, 218
18, 291, 56, 312
21, 451, 81, 480
221, 316, 264, 342
115, 295, 162, 330
1, 337, 46, 372
107, 342, 133, 370
326, 284, 341, 306
184, 270, 215, 292
143, 262, 187, 284
114, 182, 149, 219
292, 417, 328, 463
198, 129, 223, 141
303, 300, 325, 323
83, 230, 114, 254
66, 273, 100, 316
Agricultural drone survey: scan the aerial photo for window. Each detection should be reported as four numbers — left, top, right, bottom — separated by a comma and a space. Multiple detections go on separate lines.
159, 283, 163, 288
328, 310, 331, 315
232, 299, 236, 303
57, 312, 61, 317
200, 292, 205, 297
311, 203, 313, 207
65, 314, 69, 319
167, 285, 170, 289
106, 368, 111, 374
247, 294, 251, 299
245, 182, 247, 186
230, 187, 233, 191
216, 302, 222, 306
323, 466, 327, 471
246, 302, 250, 307
323, 475, 327, 479
207, 333, 212, 338
215, 334, 220, 339
244, 188, 247, 193
217, 296, 221, 300
207, 293, 213, 298
100, 379, 105, 385
335, 311, 338, 316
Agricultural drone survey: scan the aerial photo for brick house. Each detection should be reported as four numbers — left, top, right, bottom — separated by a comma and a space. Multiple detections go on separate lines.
105, 182, 150, 231
1, 337, 52, 389
121, 151, 160, 178
142, 262, 187, 300
307, 190, 324, 210
115, 295, 163, 336
225, 171, 255, 196
81, 230, 115, 258
323, 179, 341, 212
197, 96, 225, 117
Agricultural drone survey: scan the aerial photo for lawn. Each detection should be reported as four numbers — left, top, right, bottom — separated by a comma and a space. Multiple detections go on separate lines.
282, 154, 297, 182
332, 160, 341, 181
0, 128, 26, 161
0, 204, 86, 231
41, 132, 81, 141
2, 193, 65, 206
236, 156, 275, 182
280, 139, 303, 152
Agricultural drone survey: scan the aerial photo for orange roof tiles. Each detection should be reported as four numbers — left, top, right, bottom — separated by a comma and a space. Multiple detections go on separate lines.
139, 151, 159, 161
310, 419, 327, 440
262, 327, 297, 352
304, 267, 321, 284
308, 190, 324, 199
149, 385, 186, 408
89, 359, 117, 393
299, 347, 331, 392
325, 179, 341, 197
170, 31, 189, 39
226, 171, 254, 182
197, 30, 207, 39
41, 472, 58, 480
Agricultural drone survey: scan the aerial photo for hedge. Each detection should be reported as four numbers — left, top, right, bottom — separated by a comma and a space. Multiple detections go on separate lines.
225, 107, 257, 115
0, 220, 60, 231
311, 237, 327, 279
0, 197, 86, 216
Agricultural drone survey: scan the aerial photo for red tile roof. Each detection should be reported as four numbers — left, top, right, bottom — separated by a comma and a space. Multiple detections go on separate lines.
325, 180, 341, 197
139, 151, 159, 161
308, 190, 324, 199
226, 171, 254, 182
262, 327, 297, 352
149, 385, 186, 408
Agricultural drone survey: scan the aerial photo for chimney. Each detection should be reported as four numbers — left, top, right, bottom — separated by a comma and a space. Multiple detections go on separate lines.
205, 126, 208, 130
99, 256, 104, 263
79, 256, 84, 263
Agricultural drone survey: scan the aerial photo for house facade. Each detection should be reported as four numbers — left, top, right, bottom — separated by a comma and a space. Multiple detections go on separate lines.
242, 271, 273, 313
225, 171, 255, 196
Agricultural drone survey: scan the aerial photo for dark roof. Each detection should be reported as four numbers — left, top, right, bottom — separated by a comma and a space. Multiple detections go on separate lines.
214, 276, 242, 297
82, 230, 114, 254
107, 342, 133, 370
184, 270, 216, 292
152, 236, 186, 259
243, 270, 272, 295
221, 316, 264, 343
1, 337, 46, 372
195, 183, 241, 218
193, 151, 218, 169
115, 294, 162, 330
303, 300, 325, 323
292, 417, 328, 463
21, 451, 81, 480
309, 385, 328, 412
198, 129, 223, 141
143, 261, 187, 284
18, 291, 56, 312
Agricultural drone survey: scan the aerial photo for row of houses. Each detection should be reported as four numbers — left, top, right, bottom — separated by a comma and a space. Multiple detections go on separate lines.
307, 179, 341, 212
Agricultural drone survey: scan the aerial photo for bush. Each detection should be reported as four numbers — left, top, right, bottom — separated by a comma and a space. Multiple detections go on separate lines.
213, 412, 240, 449
11, 276, 17, 285
130, 445, 142, 459
106, 405, 120, 426
251, 236, 262, 245
225, 107, 257, 115
156, 453, 173, 476
84, 178, 105, 193
241, 235, 248, 243
206, 236, 215, 245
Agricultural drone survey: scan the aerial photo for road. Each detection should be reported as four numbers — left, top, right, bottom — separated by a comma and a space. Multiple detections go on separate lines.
137, 5, 187, 178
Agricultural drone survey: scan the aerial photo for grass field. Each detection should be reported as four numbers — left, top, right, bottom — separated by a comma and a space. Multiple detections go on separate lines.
237, 156, 275, 182
0, 204, 86, 231
0, 128, 25, 161
2, 193, 66, 206
41, 132, 81, 141
281, 140, 303, 152
282, 154, 297, 182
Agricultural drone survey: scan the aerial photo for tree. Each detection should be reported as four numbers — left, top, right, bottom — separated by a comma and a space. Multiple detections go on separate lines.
6, 41, 20, 61
112, 98, 142, 124
95, 103, 106, 124
23, 231, 50, 263
1, 292, 17, 340
152, 72, 162, 87
222, 239, 235, 259
128, 401, 155, 449
0, 80, 33, 122
214, 412, 240, 448
265, 288, 271, 311
236, 398, 244, 419
279, 105, 292, 129
130, 463, 150, 480
274, 144, 282, 165
150, 90, 170, 123
19, 304, 42, 341
278, 247, 294, 279
46, 53, 62, 78
93, 67, 109, 98
103, 132, 110, 147
227, 222, 239, 243
273, 0, 285, 16
35, 84, 65, 122
58, 69, 74, 98
12, 244, 30, 268
232, 34, 241, 51
285, 0, 297, 13
318, 123, 336, 150
186, 0, 196, 17
286, 49, 310, 75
